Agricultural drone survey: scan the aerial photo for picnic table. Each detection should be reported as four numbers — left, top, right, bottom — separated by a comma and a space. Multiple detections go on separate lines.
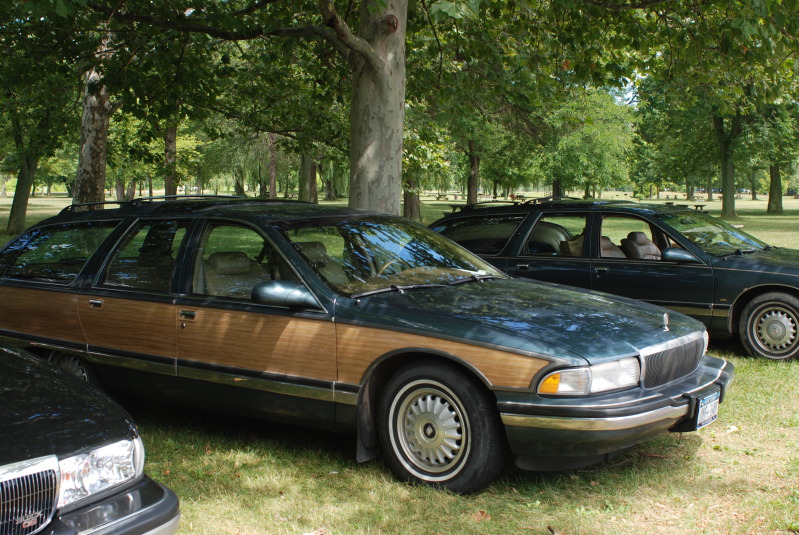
693, 204, 706, 211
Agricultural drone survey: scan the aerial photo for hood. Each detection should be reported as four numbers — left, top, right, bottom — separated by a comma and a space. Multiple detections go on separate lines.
365, 278, 704, 363
0, 347, 136, 464
712, 246, 799, 275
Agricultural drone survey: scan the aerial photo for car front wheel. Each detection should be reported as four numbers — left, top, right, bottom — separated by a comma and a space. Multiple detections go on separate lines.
740, 292, 799, 360
378, 362, 506, 494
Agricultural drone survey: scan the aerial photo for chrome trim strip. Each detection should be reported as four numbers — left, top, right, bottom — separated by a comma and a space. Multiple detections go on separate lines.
638, 330, 705, 357
0, 455, 58, 481
85, 351, 176, 376
178, 365, 337, 403
501, 404, 688, 432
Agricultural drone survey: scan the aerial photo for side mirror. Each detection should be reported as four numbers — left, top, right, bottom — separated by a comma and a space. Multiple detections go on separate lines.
661, 247, 702, 264
252, 281, 319, 308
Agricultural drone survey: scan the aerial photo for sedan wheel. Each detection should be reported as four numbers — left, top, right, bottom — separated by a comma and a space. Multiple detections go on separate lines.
740, 292, 799, 360
378, 362, 506, 494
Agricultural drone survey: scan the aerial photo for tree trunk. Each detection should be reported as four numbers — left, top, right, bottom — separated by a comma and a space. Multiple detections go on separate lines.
6, 156, 38, 235
712, 113, 744, 218
467, 140, 480, 205
164, 125, 178, 196
346, 0, 407, 215
1, 175, 7, 197
768, 163, 783, 214
552, 179, 564, 197
403, 177, 421, 221
115, 179, 125, 201
268, 133, 278, 199
72, 69, 113, 206
299, 154, 318, 204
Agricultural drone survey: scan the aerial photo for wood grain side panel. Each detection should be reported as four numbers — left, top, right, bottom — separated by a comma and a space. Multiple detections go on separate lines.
79, 296, 178, 357
336, 324, 547, 389
0, 286, 84, 344
178, 308, 337, 381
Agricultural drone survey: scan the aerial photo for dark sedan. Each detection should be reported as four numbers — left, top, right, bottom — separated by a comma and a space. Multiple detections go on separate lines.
432, 198, 799, 360
0, 343, 179, 535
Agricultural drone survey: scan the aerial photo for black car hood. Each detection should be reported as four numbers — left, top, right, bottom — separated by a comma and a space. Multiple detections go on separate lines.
712, 246, 799, 274
0, 347, 136, 464
374, 278, 703, 362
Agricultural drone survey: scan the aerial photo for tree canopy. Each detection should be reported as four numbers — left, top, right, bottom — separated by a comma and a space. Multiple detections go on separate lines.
2, 0, 799, 232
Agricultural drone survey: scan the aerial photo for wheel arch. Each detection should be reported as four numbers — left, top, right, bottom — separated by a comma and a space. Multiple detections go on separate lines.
729, 284, 799, 335
354, 348, 502, 463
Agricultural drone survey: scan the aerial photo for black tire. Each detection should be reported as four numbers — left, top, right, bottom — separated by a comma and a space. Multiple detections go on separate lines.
739, 292, 799, 361
377, 362, 507, 494
53, 353, 98, 384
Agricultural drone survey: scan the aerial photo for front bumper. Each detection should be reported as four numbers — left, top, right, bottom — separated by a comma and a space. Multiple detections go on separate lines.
497, 355, 734, 470
45, 476, 179, 535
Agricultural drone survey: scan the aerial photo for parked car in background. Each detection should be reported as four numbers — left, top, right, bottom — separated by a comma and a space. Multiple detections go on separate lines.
431, 198, 799, 361
0, 197, 732, 493
0, 342, 179, 535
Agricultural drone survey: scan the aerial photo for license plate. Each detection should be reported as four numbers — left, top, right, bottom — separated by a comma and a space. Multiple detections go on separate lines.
696, 391, 720, 429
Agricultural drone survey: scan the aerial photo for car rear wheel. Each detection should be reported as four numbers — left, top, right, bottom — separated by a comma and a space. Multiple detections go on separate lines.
378, 362, 506, 494
740, 292, 799, 360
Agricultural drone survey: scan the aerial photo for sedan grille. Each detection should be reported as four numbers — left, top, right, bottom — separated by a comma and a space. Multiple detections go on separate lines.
0, 457, 58, 535
643, 337, 705, 388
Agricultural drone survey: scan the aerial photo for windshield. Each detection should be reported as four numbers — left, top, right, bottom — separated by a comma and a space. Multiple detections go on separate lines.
275, 215, 506, 296
657, 210, 770, 256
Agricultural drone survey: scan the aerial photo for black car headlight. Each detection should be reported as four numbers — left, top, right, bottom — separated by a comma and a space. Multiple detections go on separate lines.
58, 437, 145, 508
537, 357, 641, 395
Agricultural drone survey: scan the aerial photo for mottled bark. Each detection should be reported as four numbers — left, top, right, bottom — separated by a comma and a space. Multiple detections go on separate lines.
72, 70, 113, 206
345, 1, 407, 215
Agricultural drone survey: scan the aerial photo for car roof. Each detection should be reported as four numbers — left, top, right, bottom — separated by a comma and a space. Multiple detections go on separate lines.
441, 198, 694, 218
33, 196, 380, 227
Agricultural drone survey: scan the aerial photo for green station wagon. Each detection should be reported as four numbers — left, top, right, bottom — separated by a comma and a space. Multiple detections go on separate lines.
0, 197, 733, 493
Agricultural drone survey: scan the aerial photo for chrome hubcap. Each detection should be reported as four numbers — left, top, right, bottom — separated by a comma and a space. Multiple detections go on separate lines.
58, 355, 89, 382
392, 381, 468, 479
754, 306, 798, 356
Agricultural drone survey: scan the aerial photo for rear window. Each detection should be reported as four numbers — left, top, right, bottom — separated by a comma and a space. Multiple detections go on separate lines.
0, 222, 118, 284
431, 214, 525, 255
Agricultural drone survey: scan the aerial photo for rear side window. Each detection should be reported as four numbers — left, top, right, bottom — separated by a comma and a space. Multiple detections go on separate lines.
102, 220, 189, 292
0, 222, 118, 284
432, 214, 525, 255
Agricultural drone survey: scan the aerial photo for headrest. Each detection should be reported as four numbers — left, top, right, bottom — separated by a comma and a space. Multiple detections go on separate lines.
627, 231, 650, 245
207, 252, 251, 275
297, 242, 328, 263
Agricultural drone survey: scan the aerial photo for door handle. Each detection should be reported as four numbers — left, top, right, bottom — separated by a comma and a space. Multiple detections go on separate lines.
88, 299, 104, 309
594, 267, 609, 278
515, 264, 530, 270
179, 310, 197, 321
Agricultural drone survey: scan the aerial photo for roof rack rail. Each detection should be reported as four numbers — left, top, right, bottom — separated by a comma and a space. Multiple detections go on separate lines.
59, 195, 248, 214
522, 196, 580, 205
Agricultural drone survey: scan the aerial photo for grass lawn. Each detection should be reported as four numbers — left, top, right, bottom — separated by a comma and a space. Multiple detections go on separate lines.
1, 192, 798, 534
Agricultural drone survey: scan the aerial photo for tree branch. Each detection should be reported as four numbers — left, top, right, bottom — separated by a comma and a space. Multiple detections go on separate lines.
318, 0, 383, 72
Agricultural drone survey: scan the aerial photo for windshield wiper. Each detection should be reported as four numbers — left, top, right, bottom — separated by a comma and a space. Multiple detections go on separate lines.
352, 283, 447, 299
448, 274, 503, 286
719, 248, 758, 257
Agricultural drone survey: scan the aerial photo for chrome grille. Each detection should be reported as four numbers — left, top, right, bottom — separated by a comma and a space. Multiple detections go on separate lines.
643, 337, 705, 388
0, 457, 58, 535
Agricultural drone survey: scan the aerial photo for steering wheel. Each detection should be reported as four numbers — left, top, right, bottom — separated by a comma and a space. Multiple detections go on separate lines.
377, 257, 412, 276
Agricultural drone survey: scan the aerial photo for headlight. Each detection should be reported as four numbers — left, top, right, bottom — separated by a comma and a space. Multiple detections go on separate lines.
58, 437, 145, 508
538, 358, 641, 396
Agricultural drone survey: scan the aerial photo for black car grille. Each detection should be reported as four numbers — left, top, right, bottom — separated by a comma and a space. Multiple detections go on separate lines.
643, 337, 705, 388
0, 460, 58, 535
